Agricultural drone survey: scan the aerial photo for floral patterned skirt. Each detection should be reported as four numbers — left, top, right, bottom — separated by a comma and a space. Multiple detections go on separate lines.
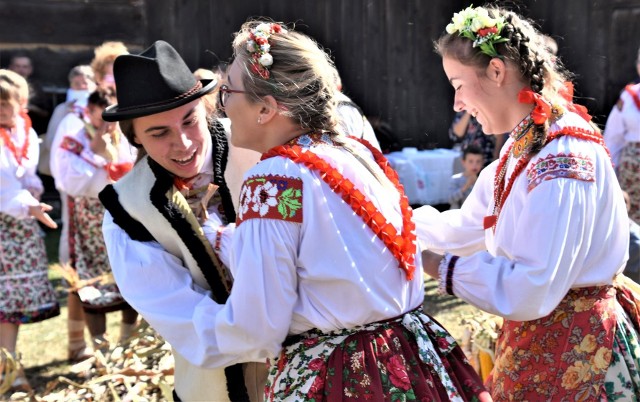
69, 196, 129, 313
486, 285, 640, 401
618, 142, 640, 222
0, 213, 60, 324
265, 308, 491, 402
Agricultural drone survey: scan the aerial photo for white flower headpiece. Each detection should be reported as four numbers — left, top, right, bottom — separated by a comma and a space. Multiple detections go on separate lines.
446, 6, 508, 58
246, 23, 287, 79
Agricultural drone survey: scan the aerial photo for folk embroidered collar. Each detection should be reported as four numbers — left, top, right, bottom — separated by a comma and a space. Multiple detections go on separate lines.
262, 134, 417, 280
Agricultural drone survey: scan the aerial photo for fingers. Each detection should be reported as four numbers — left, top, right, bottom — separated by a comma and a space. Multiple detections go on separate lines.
38, 212, 58, 229
29, 204, 58, 229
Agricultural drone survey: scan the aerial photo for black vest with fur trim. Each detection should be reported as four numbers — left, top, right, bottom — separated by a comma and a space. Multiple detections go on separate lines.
99, 121, 248, 402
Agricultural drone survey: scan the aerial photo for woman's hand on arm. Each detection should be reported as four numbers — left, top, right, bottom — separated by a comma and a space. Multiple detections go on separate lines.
422, 249, 442, 280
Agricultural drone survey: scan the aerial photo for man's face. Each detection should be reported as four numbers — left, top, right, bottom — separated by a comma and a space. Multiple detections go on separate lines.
9, 57, 33, 79
132, 99, 211, 179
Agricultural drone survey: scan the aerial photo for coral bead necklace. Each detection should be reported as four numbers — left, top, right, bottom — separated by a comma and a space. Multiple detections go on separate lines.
0, 111, 31, 167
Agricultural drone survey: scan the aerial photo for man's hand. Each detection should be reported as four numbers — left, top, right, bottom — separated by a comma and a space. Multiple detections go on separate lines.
90, 122, 117, 161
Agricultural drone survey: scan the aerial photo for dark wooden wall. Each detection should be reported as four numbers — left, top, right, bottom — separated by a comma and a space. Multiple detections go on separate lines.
1, 0, 639, 148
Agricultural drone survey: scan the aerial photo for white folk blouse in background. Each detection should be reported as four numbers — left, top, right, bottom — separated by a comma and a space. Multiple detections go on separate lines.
603, 83, 640, 166
0, 116, 43, 218
52, 122, 136, 198
414, 111, 629, 322
103, 135, 424, 369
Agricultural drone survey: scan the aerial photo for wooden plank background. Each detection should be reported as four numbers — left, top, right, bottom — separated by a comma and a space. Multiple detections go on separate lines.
1, 0, 639, 148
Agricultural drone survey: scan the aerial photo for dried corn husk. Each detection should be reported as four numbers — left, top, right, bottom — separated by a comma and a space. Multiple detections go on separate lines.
459, 310, 502, 380
6, 321, 174, 401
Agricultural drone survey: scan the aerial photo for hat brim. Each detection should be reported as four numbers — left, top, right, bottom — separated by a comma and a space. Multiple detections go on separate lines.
102, 79, 217, 122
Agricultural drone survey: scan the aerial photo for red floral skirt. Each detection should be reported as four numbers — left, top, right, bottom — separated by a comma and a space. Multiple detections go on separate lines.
265, 309, 491, 401
68, 196, 129, 313
486, 286, 618, 401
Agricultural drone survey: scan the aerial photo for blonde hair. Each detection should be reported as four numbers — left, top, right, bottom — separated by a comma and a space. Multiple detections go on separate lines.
232, 20, 396, 189
91, 41, 129, 83
231, 20, 339, 132
0, 68, 29, 108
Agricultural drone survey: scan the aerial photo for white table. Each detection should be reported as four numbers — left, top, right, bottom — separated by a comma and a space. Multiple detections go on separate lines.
386, 148, 462, 206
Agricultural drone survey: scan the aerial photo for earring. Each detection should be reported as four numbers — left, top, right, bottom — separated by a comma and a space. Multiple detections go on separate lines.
257, 116, 262, 124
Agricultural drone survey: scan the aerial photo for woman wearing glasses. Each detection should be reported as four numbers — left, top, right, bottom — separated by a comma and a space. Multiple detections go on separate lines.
199, 20, 490, 401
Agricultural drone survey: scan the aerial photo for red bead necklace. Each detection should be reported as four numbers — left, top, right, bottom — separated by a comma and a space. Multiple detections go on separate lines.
0, 111, 32, 166
262, 136, 417, 280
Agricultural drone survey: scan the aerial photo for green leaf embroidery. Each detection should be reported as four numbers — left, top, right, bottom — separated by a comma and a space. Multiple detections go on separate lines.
277, 186, 302, 219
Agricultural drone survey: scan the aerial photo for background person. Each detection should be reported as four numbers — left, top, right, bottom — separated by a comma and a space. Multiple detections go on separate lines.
416, 5, 640, 400
448, 144, 484, 209
90, 41, 128, 95
8, 53, 51, 135
333, 69, 382, 150
0, 69, 60, 392
603, 46, 640, 222
52, 89, 138, 356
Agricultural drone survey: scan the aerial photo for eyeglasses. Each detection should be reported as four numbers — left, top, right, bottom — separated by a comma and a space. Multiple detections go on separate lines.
218, 84, 246, 108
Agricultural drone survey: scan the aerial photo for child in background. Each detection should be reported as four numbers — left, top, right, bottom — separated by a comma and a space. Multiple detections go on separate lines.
52, 89, 137, 355
449, 144, 484, 209
0, 69, 60, 392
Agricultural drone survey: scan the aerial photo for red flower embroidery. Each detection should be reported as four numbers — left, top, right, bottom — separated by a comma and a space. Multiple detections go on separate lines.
387, 355, 411, 390
436, 337, 451, 350
307, 373, 325, 399
308, 357, 324, 371
303, 337, 319, 347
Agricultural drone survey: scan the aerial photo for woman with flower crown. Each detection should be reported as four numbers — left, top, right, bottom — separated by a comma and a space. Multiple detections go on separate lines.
200, 20, 491, 401
415, 5, 640, 400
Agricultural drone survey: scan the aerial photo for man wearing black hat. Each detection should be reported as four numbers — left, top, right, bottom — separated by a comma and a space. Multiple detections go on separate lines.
98, 40, 264, 402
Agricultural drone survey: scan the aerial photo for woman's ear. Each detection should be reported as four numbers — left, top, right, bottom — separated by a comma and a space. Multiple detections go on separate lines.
257, 95, 279, 124
486, 58, 507, 86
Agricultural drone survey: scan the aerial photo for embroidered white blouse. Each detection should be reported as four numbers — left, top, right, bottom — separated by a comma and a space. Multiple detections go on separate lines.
102, 134, 423, 368
603, 83, 640, 166
414, 112, 629, 322
52, 119, 136, 198
0, 116, 43, 219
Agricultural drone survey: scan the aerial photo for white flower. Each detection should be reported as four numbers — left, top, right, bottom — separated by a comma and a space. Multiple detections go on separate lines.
255, 23, 272, 33
471, 18, 485, 32
260, 43, 271, 53
446, 23, 457, 34
259, 53, 273, 67
251, 181, 278, 216
238, 185, 253, 218
451, 12, 467, 30
246, 40, 256, 52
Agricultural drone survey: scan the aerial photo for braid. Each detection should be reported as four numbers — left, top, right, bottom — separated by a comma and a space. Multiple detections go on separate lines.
497, 11, 549, 153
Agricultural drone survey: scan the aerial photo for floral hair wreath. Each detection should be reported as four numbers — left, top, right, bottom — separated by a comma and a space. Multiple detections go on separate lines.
245, 22, 288, 79
446, 5, 508, 58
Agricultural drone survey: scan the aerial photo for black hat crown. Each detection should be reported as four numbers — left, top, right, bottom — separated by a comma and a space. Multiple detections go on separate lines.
102, 40, 216, 121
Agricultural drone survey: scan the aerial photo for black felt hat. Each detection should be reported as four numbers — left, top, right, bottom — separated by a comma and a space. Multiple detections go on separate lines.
102, 40, 216, 122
